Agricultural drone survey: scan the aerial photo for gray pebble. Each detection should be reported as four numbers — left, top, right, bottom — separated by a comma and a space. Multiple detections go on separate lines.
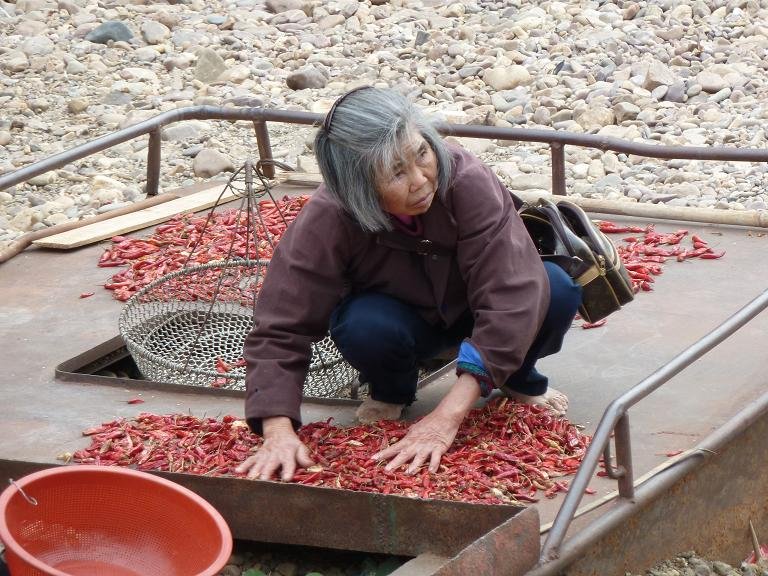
85, 21, 134, 44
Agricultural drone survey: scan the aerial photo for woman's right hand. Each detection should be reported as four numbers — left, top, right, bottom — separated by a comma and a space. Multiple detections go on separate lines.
235, 416, 314, 481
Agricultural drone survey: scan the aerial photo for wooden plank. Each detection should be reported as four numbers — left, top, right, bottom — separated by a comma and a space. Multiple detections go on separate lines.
33, 183, 236, 249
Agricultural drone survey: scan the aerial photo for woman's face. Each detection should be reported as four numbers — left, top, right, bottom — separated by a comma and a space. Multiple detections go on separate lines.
376, 131, 438, 216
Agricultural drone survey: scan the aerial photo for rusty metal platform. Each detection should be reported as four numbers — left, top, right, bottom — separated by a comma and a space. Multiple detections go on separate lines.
1, 180, 768, 573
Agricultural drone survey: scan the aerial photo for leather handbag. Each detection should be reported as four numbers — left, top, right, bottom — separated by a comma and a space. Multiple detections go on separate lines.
519, 198, 634, 323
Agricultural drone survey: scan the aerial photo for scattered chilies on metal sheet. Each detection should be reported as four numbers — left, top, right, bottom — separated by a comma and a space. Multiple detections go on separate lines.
98, 196, 310, 302
597, 221, 725, 295
72, 398, 592, 505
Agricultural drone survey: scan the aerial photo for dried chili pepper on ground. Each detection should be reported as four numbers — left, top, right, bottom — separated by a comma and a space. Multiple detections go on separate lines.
73, 398, 591, 505
97, 195, 310, 302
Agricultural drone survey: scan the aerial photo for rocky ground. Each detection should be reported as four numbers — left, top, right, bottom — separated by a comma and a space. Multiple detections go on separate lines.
627, 550, 768, 576
2, 0, 768, 249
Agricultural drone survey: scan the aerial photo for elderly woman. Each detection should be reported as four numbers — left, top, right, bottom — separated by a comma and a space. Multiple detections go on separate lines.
236, 86, 582, 482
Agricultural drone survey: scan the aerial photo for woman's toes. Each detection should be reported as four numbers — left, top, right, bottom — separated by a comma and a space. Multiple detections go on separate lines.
545, 388, 569, 415
356, 398, 404, 424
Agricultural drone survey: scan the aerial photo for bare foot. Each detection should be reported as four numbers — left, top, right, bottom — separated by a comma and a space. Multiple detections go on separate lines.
502, 387, 569, 417
355, 397, 405, 424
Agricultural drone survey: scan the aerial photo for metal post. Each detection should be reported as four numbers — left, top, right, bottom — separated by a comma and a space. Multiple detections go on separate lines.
551, 142, 566, 196
253, 121, 275, 179
145, 129, 162, 196
614, 413, 634, 499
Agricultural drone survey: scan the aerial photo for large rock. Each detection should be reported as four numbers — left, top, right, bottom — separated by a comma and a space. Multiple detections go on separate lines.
194, 48, 227, 83
19, 36, 55, 56
0, 51, 29, 73
15, 20, 47, 36
642, 60, 677, 91
696, 71, 727, 93
193, 149, 235, 178
483, 65, 532, 91
15, 0, 54, 12
85, 21, 134, 44
505, 173, 552, 191
141, 20, 170, 45
574, 106, 615, 131
286, 67, 328, 90
613, 101, 640, 123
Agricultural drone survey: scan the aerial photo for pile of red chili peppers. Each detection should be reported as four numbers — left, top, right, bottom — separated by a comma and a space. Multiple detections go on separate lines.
573, 221, 725, 329
599, 220, 724, 293
72, 398, 590, 505
97, 195, 309, 302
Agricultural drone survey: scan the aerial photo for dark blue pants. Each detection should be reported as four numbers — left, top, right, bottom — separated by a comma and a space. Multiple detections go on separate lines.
329, 262, 581, 404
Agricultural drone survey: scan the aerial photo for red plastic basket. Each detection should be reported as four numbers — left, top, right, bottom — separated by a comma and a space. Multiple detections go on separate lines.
0, 465, 232, 576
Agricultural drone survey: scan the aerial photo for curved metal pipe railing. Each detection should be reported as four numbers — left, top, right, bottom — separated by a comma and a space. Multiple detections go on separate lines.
534, 287, 768, 570
527, 386, 768, 575
4, 106, 768, 197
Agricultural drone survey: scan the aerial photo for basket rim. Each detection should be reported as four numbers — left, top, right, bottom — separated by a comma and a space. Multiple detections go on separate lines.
118, 257, 264, 382
0, 464, 233, 576
119, 257, 270, 313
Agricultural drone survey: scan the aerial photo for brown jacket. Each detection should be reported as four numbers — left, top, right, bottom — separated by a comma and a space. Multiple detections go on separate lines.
244, 144, 549, 431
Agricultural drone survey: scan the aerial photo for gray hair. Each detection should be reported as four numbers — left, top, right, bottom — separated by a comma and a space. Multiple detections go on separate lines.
314, 87, 453, 233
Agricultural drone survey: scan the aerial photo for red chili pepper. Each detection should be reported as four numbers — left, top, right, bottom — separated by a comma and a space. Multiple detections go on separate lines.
126, 398, 145, 404
73, 398, 593, 505
79, 292, 95, 299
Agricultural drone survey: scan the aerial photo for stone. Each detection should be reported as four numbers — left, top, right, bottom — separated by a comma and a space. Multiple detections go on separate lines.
665, 81, 686, 103
614, 101, 640, 123
28, 172, 57, 186
194, 48, 227, 83
217, 64, 251, 83
0, 131, 10, 146
29, 98, 50, 113
20, 36, 55, 56
575, 106, 614, 131
696, 71, 727, 93
532, 107, 551, 125
15, 20, 47, 36
65, 58, 87, 74
318, 13, 345, 29
0, 51, 29, 73
141, 20, 170, 45
193, 149, 235, 178
286, 67, 327, 90
643, 59, 676, 91
85, 21, 134, 44
162, 123, 203, 142
266, 0, 303, 12
483, 65, 532, 91
505, 173, 551, 191
15, 0, 53, 12
710, 88, 731, 103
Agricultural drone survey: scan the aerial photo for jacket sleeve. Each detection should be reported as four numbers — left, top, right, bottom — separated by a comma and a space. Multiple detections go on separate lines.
243, 194, 350, 434
451, 158, 550, 389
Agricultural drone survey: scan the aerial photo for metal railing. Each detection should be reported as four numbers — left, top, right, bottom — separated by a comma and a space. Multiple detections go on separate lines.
533, 287, 768, 572
4, 106, 768, 195
3, 106, 768, 572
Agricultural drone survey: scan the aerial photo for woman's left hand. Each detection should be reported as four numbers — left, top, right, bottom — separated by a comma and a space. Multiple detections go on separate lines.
372, 373, 482, 474
371, 410, 460, 474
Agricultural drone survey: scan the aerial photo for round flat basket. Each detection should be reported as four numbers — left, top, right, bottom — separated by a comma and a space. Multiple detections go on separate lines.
119, 258, 357, 398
